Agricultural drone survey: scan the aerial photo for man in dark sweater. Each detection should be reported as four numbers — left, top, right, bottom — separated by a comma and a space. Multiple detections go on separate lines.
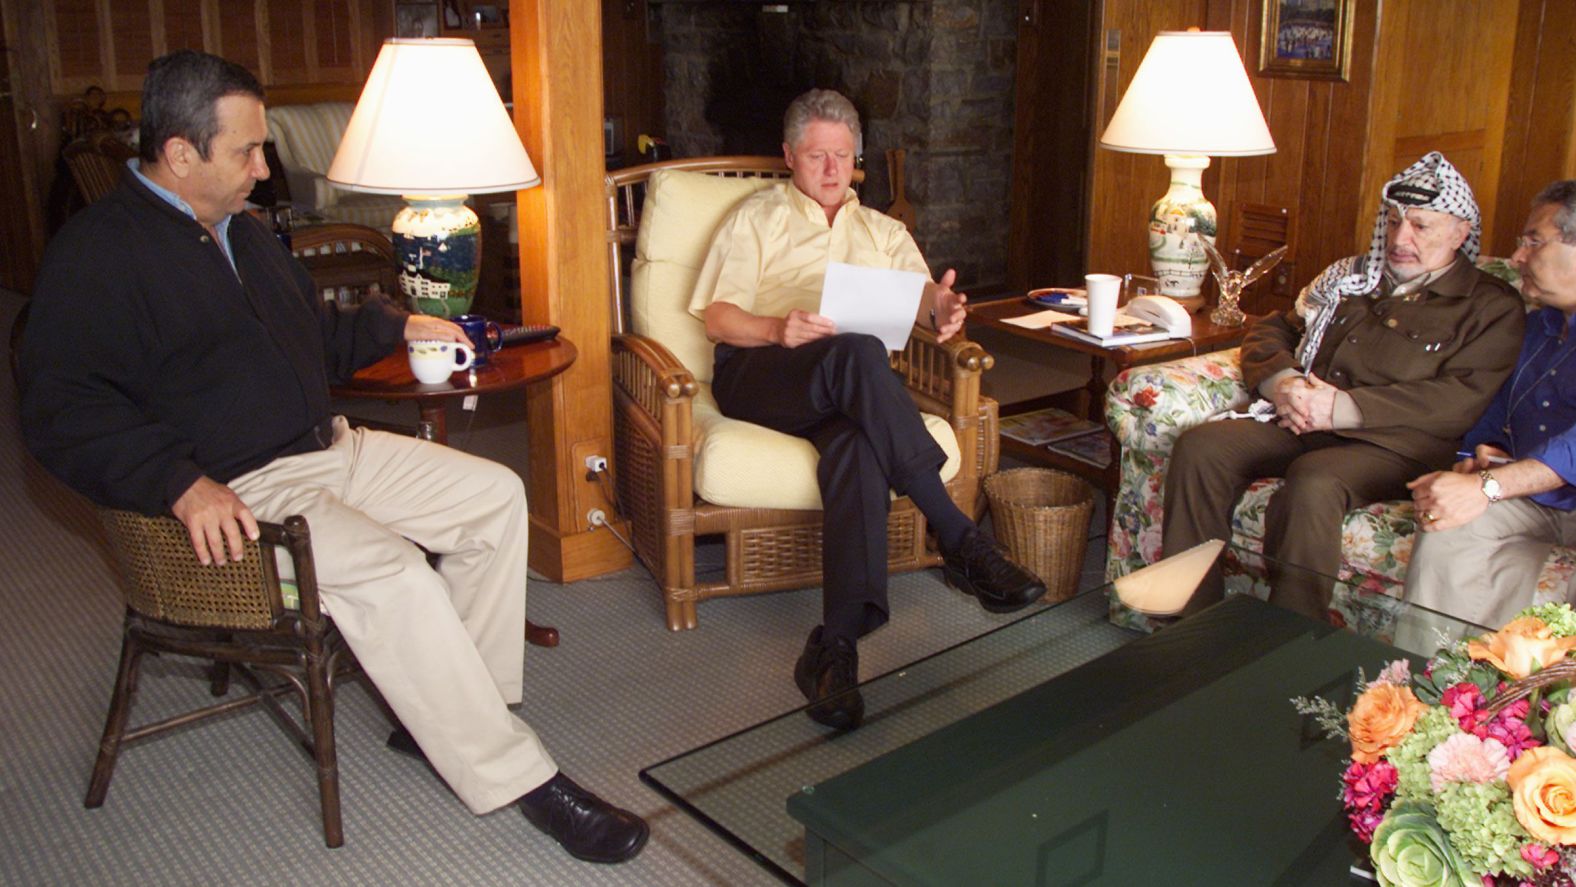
18, 50, 646, 864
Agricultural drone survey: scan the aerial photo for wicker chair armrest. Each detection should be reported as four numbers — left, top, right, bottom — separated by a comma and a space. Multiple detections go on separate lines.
894, 325, 993, 420
1105, 348, 1249, 454
612, 332, 698, 429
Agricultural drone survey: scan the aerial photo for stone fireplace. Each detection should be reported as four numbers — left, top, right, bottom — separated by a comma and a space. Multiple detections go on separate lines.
655, 0, 1018, 287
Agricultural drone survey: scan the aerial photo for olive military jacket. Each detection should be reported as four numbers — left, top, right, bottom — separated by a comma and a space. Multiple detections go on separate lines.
1239, 254, 1526, 470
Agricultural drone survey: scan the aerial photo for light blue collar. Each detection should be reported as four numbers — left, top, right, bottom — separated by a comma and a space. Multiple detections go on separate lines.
128, 158, 236, 271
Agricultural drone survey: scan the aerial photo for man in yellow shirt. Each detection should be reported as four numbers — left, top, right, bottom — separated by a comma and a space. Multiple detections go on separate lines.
688, 89, 1044, 730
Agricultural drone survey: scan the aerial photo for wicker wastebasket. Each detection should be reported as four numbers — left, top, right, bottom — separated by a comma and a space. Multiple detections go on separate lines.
983, 467, 1094, 603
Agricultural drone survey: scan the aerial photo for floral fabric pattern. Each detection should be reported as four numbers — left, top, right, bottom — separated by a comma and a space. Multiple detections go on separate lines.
1104, 347, 1576, 634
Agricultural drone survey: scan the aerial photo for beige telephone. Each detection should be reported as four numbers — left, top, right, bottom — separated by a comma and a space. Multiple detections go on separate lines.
1124, 294, 1192, 337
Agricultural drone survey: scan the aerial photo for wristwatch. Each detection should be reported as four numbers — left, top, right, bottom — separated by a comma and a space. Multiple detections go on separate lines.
1480, 470, 1503, 504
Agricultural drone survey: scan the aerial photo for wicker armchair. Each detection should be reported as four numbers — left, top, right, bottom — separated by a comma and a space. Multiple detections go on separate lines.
85, 509, 360, 847
605, 156, 999, 630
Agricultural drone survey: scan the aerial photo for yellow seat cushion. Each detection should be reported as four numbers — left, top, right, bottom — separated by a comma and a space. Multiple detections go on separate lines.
690, 385, 960, 510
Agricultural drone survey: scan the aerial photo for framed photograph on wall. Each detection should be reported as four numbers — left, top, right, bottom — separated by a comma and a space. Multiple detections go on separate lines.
395, 2, 439, 38
1258, 0, 1353, 81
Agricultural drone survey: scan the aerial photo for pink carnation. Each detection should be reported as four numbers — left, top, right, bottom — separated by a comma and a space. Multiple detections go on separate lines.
1342, 760, 1399, 843
1476, 698, 1541, 761
1521, 842, 1559, 870
1442, 682, 1487, 731
1426, 732, 1510, 792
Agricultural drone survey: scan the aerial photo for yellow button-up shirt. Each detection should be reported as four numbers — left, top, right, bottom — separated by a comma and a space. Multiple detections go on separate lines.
687, 181, 930, 322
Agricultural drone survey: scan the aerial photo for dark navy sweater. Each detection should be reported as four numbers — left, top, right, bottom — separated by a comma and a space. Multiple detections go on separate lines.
19, 174, 406, 514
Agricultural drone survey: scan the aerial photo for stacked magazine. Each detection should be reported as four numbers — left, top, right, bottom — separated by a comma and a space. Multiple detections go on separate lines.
998, 407, 1112, 469
1050, 318, 1171, 347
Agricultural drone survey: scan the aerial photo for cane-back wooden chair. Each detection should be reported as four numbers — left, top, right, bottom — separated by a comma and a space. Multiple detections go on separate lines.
61, 130, 136, 205
85, 509, 360, 847
605, 156, 999, 630
289, 222, 399, 306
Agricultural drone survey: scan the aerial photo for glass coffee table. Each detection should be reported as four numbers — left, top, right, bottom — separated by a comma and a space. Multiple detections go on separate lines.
640, 546, 1486, 885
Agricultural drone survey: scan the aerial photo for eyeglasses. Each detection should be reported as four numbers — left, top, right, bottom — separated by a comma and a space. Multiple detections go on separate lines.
1517, 234, 1573, 252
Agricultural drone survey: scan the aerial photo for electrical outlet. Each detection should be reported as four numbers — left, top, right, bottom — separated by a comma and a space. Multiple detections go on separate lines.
584, 455, 608, 474
586, 508, 607, 528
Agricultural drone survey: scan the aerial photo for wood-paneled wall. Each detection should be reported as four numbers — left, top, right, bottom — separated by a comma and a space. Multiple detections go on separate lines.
40, 0, 388, 102
1496, 0, 1576, 256
1087, 0, 1576, 315
1360, 0, 1520, 251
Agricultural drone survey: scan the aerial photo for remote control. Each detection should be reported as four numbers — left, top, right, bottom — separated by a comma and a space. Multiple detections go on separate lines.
497, 323, 560, 347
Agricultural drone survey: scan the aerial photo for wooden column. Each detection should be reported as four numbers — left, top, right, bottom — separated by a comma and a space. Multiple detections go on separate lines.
510, 0, 631, 581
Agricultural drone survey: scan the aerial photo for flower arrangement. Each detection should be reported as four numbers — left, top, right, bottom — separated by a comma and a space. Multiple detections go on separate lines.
1294, 604, 1576, 886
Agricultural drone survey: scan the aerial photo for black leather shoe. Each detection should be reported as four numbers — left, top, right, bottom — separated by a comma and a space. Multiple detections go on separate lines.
518, 773, 649, 864
793, 626, 864, 731
386, 726, 427, 764
942, 528, 1045, 613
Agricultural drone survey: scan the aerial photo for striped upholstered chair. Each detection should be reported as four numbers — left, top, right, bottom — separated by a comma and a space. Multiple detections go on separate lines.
264, 103, 403, 233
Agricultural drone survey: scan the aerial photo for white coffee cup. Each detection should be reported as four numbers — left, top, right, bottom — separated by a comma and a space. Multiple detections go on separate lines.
408, 339, 475, 384
1084, 273, 1122, 337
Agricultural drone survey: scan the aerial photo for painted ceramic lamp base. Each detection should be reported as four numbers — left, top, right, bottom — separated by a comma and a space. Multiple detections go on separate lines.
1147, 154, 1217, 309
393, 194, 481, 318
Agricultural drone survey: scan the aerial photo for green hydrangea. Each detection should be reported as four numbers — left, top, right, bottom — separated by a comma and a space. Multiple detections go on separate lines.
1517, 602, 1576, 637
1389, 707, 1462, 801
1433, 780, 1532, 879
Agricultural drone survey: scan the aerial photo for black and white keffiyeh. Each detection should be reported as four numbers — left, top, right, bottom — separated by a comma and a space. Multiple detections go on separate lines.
1291, 151, 1481, 368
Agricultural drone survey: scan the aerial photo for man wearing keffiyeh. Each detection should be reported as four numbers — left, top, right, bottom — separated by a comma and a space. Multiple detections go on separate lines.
1161, 152, 1525, 620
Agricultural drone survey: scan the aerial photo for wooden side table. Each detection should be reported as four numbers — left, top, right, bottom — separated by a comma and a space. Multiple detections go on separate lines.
968, 297, 1257, 504
331, 336, 578, 647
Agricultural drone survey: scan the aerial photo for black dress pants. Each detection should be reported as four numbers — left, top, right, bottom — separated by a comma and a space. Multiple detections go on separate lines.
711, 334, 947, 634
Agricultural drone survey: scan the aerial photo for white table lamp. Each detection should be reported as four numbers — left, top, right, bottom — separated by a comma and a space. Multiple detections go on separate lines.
1098, 30, 1275, 306
328, 38, 540, 317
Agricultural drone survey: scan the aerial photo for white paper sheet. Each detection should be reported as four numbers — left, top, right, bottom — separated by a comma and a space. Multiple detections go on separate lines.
818, 262, 927, 351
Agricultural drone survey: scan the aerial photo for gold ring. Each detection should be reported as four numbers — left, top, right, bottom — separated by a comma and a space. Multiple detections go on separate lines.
1423, 511, 1438, 522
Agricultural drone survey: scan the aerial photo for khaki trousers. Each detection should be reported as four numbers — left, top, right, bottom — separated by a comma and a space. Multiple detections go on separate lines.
229, 417, 555, 814
1404, 497, 1576, 629
1163, 419, 1426, 618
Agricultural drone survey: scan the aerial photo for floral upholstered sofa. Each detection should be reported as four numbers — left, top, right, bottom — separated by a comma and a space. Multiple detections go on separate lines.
1104, 346, 1576, 636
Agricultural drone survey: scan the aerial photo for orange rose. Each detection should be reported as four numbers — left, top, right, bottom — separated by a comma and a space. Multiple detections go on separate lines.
1508, 746, 1576, 845
1467, 616, 1576, 679
1348, 683, 1428, 764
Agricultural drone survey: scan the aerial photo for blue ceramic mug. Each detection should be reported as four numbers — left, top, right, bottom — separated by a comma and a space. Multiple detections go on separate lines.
453, 314, 503, 365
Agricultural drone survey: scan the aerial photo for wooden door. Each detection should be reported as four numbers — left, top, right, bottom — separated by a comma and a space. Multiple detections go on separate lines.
0, 0, 45, 294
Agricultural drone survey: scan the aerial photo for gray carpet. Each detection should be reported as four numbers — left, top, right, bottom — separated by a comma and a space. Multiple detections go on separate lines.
0, 288, 1108, 885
